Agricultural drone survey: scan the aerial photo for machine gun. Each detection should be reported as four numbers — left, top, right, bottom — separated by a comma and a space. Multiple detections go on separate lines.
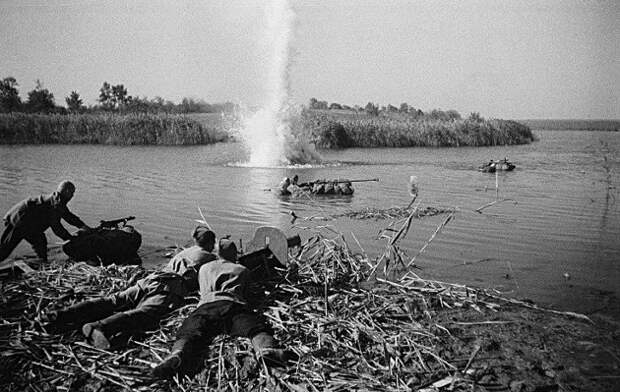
63, 216, 141, 266
237, 227, 301, 272
98, 216, 135, 229
298, 178, 378, 187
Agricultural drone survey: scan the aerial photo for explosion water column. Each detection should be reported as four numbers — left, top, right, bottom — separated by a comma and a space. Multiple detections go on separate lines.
239, 0, 320, 167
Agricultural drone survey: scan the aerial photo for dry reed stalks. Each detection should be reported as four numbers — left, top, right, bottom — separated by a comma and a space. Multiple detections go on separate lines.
0, 226, 592, 391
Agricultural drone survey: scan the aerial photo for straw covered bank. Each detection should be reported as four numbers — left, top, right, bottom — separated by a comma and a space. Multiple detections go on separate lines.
1, 225, 618, 391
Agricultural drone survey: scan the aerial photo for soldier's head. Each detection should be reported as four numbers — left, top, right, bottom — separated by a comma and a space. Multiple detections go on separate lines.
56, 181, 76, 203
218, 238, 238, 262
192, 226, 216, 252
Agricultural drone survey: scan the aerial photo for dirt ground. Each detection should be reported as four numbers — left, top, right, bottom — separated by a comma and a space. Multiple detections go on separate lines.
427, 304, 620, 391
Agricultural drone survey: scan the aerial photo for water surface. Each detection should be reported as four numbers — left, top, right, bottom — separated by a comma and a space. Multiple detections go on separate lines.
1, 130, 619, 319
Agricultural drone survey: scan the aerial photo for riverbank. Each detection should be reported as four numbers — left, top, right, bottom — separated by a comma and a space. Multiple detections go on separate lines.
519, 119, 620, 132
0, 110, 534, 148
1, 233, 618, 392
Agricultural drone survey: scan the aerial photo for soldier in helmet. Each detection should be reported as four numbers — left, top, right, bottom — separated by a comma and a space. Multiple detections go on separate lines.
44, 227, 218, 349
278, 177, 292, 196
1, 180, 91, 263
152, 238, 297, 378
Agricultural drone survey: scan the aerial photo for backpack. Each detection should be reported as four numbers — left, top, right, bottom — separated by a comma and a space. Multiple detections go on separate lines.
63, 226, 142, 266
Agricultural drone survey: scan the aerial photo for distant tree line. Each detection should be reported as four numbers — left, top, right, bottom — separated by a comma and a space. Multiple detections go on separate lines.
308, 97, 484, 122
0, 76, 238, 115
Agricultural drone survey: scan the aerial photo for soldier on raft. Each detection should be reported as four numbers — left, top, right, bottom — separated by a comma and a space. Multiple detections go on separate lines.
278, 176, 356, 196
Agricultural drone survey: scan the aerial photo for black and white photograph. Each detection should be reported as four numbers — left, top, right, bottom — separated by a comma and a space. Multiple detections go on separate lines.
1, 0, 618, 390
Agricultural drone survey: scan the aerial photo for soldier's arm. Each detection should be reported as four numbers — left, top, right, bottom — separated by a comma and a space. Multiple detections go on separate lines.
50, 219, 73, 241
61, 207, 88, 229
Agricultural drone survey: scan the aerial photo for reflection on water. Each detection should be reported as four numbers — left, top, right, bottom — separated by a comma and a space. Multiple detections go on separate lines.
1, 130, 619, 318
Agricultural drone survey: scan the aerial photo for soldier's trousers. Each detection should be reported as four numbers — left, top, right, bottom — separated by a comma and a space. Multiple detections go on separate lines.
51, 275, 186, 335
169, 300, 270, 374
0, 221, 47, 262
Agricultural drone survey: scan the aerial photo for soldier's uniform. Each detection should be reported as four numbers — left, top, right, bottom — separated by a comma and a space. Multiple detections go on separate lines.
1, 189, 86, 262
46, 237, 217, 349
152, 239, 296, 378
278, 177, 291, 195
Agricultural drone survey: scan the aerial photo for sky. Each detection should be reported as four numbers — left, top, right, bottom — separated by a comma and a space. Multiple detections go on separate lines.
0, 0, 618, 119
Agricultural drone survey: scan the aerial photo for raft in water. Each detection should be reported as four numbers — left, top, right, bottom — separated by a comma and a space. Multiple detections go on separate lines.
479, 159, 516, 173
280, 181, 355, 196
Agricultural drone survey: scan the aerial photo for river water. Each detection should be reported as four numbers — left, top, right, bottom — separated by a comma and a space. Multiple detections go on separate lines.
1, 130, 619, 319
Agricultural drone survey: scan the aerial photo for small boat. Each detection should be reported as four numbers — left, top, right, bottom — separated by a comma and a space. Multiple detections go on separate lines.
278, 177, 379, 196
279, 180, 355, 196
479, 159, 515, 173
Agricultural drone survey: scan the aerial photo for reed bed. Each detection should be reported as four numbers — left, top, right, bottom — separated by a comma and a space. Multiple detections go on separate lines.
299, 111, 535, 148
0, 228, 610, 391
0, 113, 229, 145
2, 110, 533, 148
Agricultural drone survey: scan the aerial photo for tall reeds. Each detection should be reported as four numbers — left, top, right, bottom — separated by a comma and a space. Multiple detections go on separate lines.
0, 113, 229, 145
0, 110, 534, 148
298, 110, 535, 148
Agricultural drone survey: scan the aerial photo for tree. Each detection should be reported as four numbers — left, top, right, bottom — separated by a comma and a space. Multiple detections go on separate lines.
0, 76, 22, 112
98, 82, 113, 109
365, 102, 379, 116
309, 98, 329, 110
65, 91, 84, 112
98, 82, 131, 110
111, 84, 129, 108
429, 109, 450, 120
125, 96, 150, 113
468, 112, 484, 122
26, 80, 55, 113
446, 110, 461, 120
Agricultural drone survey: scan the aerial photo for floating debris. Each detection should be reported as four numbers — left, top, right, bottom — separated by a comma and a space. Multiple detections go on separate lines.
336, 206, 455, 220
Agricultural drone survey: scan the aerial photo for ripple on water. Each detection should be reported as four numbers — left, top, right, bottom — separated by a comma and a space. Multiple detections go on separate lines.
1, 131, 619, 319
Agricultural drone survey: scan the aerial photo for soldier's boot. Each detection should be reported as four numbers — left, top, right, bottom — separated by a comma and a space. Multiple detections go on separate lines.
81, 311, 139, 349
151, 338, 191, 379
44, 299, 115, 334
82, 321, 111, 350
251, 332, 299, 367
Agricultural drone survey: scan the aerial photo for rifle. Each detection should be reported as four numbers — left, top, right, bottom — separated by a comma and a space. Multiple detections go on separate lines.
98, 216, 136, 229
298, 178, 379, 187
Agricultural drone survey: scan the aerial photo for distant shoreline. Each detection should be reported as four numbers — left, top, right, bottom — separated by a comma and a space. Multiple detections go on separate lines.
518, 119, 620, 132
0, 110, 535, 147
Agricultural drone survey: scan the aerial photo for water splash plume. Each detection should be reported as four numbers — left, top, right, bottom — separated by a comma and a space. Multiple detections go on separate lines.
238, 0, 321, 167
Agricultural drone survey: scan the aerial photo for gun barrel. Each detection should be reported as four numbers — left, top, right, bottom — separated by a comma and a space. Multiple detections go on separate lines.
309, 178, 379, 185
99, 216, 136, 228
345, 178, 379, 183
